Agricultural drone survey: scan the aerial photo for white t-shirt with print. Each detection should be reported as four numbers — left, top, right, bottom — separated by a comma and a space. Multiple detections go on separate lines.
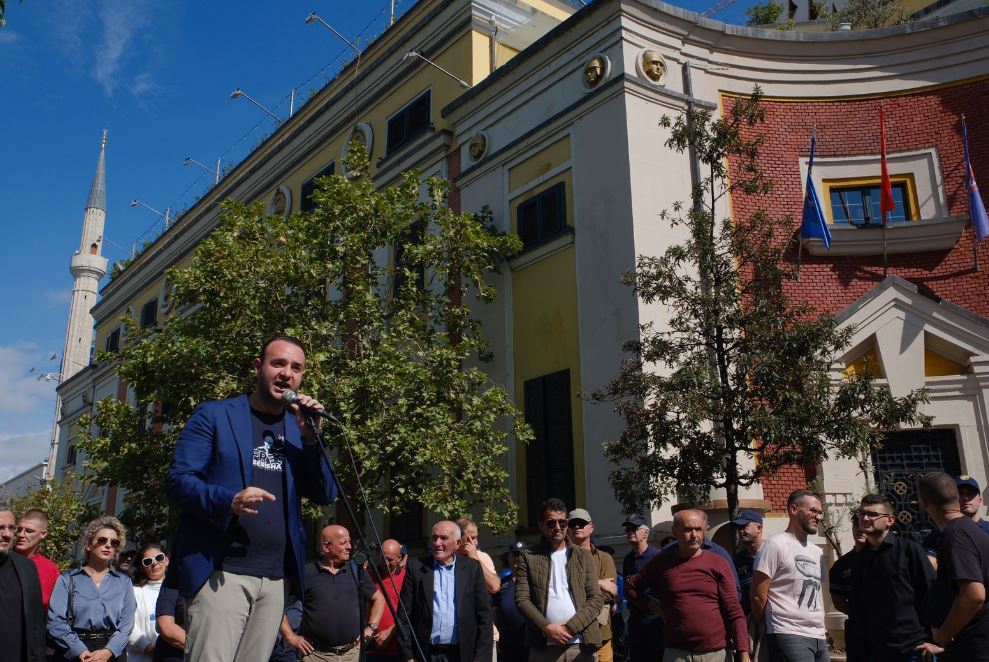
754, 531, 826, 638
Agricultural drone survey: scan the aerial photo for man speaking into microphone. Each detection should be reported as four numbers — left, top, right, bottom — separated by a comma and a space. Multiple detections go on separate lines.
166, 335, 338, 662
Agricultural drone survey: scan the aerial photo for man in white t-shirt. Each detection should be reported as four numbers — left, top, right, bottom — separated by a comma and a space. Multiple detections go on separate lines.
751, 489, 828, 662
515, 498, 605, 662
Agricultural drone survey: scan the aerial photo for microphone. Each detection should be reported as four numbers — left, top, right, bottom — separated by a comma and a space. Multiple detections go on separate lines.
281, 390, 332, 419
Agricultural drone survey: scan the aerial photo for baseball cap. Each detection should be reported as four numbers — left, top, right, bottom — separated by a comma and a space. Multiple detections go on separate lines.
568, 508, 592, 524
509, 540, 527, 555
623, 514, 648, 529
956, 475, 982, 492
731, 509, 764, 527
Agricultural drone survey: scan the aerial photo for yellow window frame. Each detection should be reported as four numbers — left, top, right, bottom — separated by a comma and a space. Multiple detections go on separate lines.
822, 174, 920, 224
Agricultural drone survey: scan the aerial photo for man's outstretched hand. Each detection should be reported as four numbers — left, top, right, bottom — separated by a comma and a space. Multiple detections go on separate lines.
231, 487, 276, 516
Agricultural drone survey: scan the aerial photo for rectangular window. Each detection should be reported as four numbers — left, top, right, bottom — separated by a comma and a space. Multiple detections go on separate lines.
524, 369, 576, 527
140, 299, 158, 329
105, 328, 121, 353
829, 182, 910, 226
386, 91, 431, 155
517, 182, 566, 249
300, 162, 336, 213
66, 444, 77, 467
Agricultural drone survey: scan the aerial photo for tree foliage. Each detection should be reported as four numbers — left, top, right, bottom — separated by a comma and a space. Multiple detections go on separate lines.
591, 88, 931, 522
77, 146, 531, 542
823, 0, 908, 30
745, 1, 785, 26
10, 475, 99, 568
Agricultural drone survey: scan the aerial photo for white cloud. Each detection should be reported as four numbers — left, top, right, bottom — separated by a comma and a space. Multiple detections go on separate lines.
130, 71, 160, 98
0, 30, 22, 46
93, 0, 153, 97
0, 431, 50, 484
43, 289, 72, 306
48, 0, 89, 64
0, 342, 59, 414
46, 0, 157, 98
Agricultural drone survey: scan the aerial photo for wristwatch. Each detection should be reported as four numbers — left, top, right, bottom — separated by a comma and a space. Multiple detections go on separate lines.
368, 623, 379, 633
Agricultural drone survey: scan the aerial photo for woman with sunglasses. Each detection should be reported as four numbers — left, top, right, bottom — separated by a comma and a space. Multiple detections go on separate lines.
128, 545, 168, 662
48, 516, 136, 661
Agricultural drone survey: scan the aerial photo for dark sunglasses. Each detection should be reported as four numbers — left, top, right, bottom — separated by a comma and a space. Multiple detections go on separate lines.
545, 519, 569, 529
95, 536, 121, 549
568, 519, 590, 529
142, 552, 166, 567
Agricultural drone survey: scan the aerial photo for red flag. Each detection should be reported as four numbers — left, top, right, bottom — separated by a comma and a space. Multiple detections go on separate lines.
879, 104, 895, 222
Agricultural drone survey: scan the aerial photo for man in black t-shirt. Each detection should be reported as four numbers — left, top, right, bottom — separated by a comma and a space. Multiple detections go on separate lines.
280, 524, 385, 660
917, 471, 989, 661
166, 336, 338, 662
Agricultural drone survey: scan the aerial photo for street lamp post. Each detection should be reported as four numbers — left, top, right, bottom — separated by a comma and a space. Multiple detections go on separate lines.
184, 156, 222, 185
130, 198, 172, 231
230, 88, 286, 124
305, 12, 362, 54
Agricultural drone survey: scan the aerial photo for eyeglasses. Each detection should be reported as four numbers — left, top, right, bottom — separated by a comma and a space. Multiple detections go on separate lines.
857, 510, 893, 521
94, 536, 121, 549
141, 552, 166, 567
568, 520, 590, 529
544, 519, 569, 529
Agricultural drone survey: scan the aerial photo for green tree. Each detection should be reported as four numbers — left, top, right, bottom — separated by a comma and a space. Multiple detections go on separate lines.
823, 0, 908, 29
745, 1, 785, 26
10, 475, 99, 568
77, 146, 530, 543
591, 88, 931, 525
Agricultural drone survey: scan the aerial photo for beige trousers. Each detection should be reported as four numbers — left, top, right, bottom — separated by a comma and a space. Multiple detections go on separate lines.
662, 647, 732, 662
529, 644, 598, 662
184, 570, 285, 662
596, 640, 613, 662
303, 645, 360, 662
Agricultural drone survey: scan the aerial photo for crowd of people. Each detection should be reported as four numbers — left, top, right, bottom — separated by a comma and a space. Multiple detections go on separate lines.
4, 335, 989, 662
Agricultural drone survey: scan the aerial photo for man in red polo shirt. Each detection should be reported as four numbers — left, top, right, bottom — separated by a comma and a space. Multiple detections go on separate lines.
14, 508, 59, 610
368, 538, 407, 662
626, 508, 750, 662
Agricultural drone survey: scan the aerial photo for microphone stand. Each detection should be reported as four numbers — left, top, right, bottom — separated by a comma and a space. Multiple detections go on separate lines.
353, 550, 368, 662
301, 408, 427, 662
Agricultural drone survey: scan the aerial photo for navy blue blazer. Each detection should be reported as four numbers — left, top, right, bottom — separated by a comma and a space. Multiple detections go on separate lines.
165, 394, 337, 598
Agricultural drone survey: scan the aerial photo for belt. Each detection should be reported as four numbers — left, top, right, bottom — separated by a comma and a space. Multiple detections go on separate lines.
313, 638, 360, 655
431, 643, 459, 651
76, 631, 112, 641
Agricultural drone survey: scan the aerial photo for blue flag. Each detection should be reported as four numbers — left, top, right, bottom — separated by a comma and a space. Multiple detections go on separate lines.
801, 135, 831, 250
962, 116, 989, 243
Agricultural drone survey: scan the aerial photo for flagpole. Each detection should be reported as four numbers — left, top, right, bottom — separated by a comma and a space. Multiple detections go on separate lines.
882, 215, 888, 277
879, 102, 891, 278
963, 114, 981, 272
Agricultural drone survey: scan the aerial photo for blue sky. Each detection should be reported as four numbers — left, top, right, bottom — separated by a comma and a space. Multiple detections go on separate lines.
0, 0, 752, 484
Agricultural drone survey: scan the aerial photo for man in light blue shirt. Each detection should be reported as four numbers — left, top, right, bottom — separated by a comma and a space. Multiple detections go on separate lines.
398, 520, 492, 662
432, 541, 458, 645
